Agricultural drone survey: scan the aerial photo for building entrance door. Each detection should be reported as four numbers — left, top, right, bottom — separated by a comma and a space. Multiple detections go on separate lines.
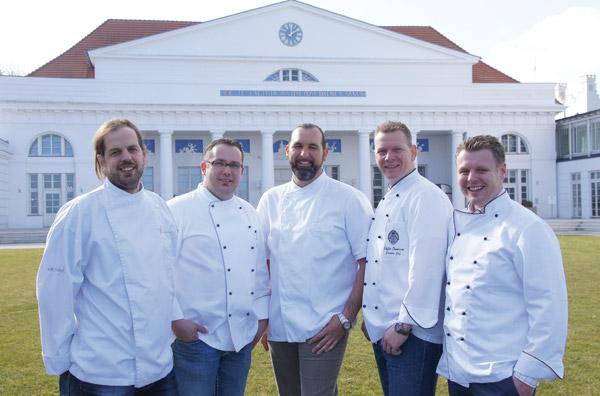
43, 173, 62, 226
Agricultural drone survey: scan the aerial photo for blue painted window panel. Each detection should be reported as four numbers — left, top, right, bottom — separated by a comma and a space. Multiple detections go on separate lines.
175, 139, 203, 153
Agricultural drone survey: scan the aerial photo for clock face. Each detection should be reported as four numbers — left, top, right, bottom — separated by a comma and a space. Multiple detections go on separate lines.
279, 22, 303, 46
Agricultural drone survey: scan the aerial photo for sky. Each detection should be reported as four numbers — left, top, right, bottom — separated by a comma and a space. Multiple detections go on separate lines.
1, 0, 599, 85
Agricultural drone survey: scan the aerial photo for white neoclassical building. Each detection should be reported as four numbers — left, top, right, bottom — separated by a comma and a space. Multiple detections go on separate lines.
0, 0, 561, 229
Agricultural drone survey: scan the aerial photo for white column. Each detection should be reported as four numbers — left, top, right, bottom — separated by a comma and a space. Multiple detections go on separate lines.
261, 130, 275, 193
357, 129, 372, 204
159, 130, 174, 199
210, 129, 224, 141
451, 131, 464, 209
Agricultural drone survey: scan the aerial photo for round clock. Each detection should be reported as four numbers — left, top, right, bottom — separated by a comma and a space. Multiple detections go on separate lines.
279, 22, 303, 46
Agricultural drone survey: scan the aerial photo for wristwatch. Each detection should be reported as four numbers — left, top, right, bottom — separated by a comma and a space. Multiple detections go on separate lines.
337, 313, 352, 331
394, 322, 411, 336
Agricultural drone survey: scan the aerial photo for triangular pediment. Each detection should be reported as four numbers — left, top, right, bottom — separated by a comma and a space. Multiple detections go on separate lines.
88, 1, 479, 64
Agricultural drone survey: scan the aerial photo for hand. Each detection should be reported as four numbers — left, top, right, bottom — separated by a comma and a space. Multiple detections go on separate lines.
307, 315, 346, 354
512, 375, 535, 396
361, 321, 371, 341
252, 319, 269, 349
171, 319, 208, 342
381, 325, 408, 356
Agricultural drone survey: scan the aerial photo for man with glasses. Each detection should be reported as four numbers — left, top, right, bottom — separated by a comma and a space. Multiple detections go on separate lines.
167, 138, 270, 396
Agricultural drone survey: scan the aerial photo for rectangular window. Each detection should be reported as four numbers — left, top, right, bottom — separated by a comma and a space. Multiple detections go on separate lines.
66, 173, 75, 202
142, 167, 154, 192
591, 122, 600, 152
41, 135, 62, 156
282, 69, 290, 81
44, 173, 61, 188
324, 165, 340, 180
178, 166, 202, 195
572, 124, 588, 155
29, 174, 39, 215
557, 126, 570, 157
591, 171, 600, 218
373, 166, 384, 208
571, 173, 582, 218
291, 69, 299, 81
504, 169, 528, 203
236, 166, 249, 201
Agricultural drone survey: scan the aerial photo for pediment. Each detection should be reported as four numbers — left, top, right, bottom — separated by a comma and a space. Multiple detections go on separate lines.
89, 1, 478, 64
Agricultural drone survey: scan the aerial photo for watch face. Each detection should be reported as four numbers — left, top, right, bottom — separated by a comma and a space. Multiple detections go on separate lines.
279, 22, 303, 46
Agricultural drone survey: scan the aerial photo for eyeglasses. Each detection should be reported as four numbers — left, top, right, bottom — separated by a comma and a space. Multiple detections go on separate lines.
206, 160, 243, 170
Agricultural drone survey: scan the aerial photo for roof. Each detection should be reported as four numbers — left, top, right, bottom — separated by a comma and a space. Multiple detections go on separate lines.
29, 19, 518, 83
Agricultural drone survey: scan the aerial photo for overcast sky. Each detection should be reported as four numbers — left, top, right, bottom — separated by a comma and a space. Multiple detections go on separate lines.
1, 0, 598, 84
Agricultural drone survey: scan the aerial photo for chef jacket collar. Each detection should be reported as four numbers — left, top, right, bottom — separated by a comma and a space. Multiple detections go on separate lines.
387, 168, 418, 194
104, 178, 144, 201
289, 170, 327, 193
197, 183, 236, 204
456, 189, 509, 216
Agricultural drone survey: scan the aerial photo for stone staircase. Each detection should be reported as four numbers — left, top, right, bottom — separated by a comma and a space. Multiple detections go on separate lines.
545, 219, 600, 235
0, 228, 49, 244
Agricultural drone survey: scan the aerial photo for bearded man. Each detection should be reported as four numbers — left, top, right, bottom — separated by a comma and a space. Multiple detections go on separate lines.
257, 123, 373, 395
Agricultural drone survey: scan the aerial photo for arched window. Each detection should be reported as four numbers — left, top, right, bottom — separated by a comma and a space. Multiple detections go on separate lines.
29, 133, 74, 157
501, 134, 528, 154
265, 68, 319, 82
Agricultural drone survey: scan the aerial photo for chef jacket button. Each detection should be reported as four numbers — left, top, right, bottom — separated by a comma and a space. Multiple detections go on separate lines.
447, 281, 451, 285
254, 230, 257, 233
382, 197, 385, 200
375, 260, 378, 263
446, 307, 450, 311
229, 292, 233, 295
228, 314, 232, 317
495, 214, 499, 218
457, 233, 461, 236
246, 312, 250, 316
251, 269, 255, 272
227, 268, 231, 272
363, 282, 367, 286
484, 237, 488, 241
239, 206, 242, 209
460, 337, 465, 341
450, 256, 454, 260
365, 260, 369, 263
223, 246, 227, 249
371, 217, 375, 221
372, 282, 376, 285
251, 292, 254, 295
366, 238, 370, 242
385, 214, 389, 217
374, 306, 379, 310
473, 260, 477, 264
446, 333, 451, 336
362, 304, 366, 308
462, 312, 466, 315
216, 224, 220, 227
248, 225, 251, 229
378, 235, 382, 239
466, 285, 471, 289
211, 204, 215, 208
395, 194, 399, 197
251, 246, 255, 250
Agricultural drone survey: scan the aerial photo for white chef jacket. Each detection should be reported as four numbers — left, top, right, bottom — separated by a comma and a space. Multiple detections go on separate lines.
257, 172, 373, 342
36, 180, 179, 387
437, 191, 568, 386
167, 185, 270, 352
363, 170, 453, 344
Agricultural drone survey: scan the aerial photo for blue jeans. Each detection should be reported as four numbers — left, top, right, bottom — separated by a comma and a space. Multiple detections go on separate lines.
172, 339, 252, 396
447, 377, 534, 396
59, 369, 177, 395
373, 334, 442, 396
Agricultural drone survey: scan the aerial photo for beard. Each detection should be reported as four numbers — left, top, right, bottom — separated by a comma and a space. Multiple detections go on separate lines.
290, 158, 321, 182
105, 161, 144, 193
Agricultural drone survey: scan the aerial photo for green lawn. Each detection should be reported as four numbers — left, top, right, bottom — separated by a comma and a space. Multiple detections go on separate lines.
1, 236, 598, 395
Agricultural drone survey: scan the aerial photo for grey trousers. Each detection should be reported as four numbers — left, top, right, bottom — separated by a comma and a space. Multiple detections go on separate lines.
268, 335, 349, 396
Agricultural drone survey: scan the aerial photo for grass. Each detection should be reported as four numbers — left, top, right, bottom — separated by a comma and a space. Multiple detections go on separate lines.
1, 236, 599, 395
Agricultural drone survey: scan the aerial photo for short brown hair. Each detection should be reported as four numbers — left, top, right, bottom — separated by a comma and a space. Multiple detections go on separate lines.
456, 135, 505, 165
204, 138, 244, 163
375, 121, 412, 145
93, 119, 145, 179
292, 123, 326, 150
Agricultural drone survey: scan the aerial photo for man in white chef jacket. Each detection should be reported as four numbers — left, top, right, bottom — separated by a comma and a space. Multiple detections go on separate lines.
257, 123, 373, 395
36, 119, 179, 395
437, 135, 568, 396
362, 121, 453, 396
167, 138, 270, 396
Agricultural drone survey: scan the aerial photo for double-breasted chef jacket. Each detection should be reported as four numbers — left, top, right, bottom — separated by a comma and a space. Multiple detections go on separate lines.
37, 180, 179, 387
437, 191, 568, 387
167, 185, 270, 352
257, 172, 373, 342
363, 170, 454, 344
